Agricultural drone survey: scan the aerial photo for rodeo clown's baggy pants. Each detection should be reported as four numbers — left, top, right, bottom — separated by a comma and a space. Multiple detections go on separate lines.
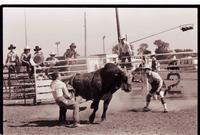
55, 96, 79, 124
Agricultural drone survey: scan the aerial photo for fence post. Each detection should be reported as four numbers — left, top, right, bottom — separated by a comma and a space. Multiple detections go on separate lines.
23, 76, 26, 105
33, 66, 37, 105
8, 68, 11, 99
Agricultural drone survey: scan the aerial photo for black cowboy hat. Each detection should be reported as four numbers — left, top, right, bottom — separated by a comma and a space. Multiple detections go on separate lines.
70, 43, 76, 48
8, 44, 16, 50
34, 46, 42, 51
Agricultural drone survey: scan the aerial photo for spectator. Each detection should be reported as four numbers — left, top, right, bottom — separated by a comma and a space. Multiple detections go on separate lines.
63, 43, 79, 59
139, 56, 148, 68
5, 44, 20, 73
116, 35, 133, 69
45, 52, 58, 66
45, 52, 59, 77
20, 46, 34, 78
33, 45, 44, 66
151, 52, 160, 72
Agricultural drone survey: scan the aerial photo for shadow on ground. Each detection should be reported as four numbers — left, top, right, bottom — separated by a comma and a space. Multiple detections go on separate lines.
8, 119, 100, 127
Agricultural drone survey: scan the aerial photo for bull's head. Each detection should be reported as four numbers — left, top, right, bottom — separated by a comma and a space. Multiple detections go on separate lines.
119, 67, 133, 92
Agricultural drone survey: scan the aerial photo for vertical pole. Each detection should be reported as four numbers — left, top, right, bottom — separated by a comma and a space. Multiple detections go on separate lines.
55, 42, 60, 56
115, 8, 121, 43
23, 77, 26, 105
33, 66, 37, 105
103, 36, 106, 54
84, 12, 87, 56
24, 9, 28, 47
8, 69, 11, 99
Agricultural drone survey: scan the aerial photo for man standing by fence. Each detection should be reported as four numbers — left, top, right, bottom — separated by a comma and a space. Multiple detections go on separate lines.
116, 35, 133, 69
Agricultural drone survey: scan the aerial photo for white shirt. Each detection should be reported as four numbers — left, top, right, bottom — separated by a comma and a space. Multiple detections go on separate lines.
117, 41, 132, 54
50, 79, 71, 100
6, 51, 18, 63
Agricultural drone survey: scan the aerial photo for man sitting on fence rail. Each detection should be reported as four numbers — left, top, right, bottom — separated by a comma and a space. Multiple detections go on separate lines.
63, 43, 79, 63
33, 45, 45, 67
44, 52, 59, 78
50, 71, 86, 127
45, 52, 58, 66
5, 44, 20, 73
142, 65, 168, 113
20, 46, 34, 78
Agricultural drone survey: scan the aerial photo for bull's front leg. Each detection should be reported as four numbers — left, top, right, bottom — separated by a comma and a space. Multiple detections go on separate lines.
89, 99, 100, 123
101, 95, 112, 121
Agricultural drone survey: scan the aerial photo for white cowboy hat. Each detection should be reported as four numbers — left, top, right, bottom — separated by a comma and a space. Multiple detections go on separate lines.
120, 35, 126, 40
144, 64, 152, 70
151, 51, 155, 55
49, 51, 56, 56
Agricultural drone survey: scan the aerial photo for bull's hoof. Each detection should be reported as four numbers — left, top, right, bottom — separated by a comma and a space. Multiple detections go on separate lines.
90, 103, 95, 109
143, 107, 151, 112
89, 119, 94, 124
101, 117, 106, 121
89, 116, 94, 124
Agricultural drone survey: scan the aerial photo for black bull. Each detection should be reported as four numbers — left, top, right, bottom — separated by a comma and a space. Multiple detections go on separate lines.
63, 63, 133, 123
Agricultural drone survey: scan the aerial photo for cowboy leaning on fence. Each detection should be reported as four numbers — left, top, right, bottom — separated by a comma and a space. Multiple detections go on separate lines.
116, 35, 133, 69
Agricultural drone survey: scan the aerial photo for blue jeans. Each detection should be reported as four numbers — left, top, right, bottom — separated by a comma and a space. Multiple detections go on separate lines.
56, 96, 79, 124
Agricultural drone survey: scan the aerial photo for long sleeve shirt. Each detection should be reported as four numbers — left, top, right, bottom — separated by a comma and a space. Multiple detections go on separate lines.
116, 41, 132, 55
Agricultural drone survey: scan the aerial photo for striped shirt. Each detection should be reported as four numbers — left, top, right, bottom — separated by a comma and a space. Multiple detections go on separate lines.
20, 52, 31, 63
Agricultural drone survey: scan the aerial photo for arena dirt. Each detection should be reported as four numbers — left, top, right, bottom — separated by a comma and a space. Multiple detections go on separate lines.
3, 73, 197, 135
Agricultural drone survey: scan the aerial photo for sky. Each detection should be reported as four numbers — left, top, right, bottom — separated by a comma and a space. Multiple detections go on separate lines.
3, 7, 198, 63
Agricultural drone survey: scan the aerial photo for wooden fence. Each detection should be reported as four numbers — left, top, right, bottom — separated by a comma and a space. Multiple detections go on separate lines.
3, 53, 198, 105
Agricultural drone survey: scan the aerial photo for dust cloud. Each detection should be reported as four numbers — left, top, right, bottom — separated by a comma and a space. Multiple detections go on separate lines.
31, 77, 197, 120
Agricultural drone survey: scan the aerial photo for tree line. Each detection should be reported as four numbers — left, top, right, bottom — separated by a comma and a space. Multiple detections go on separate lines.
112, 39, 196, 60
